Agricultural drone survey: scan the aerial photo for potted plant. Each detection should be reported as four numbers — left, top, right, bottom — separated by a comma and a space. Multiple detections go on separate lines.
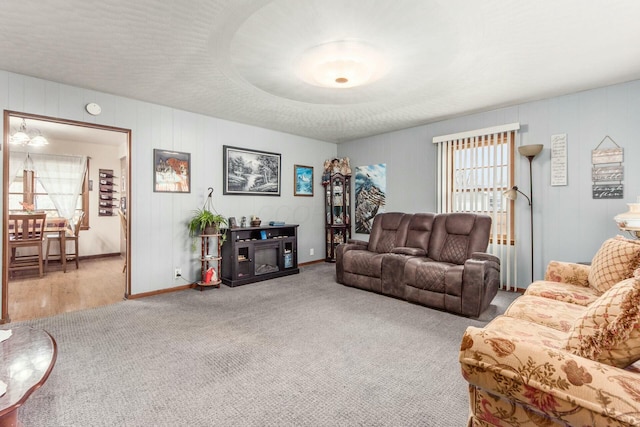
188, 208, 227, 237
187, 188, 228, 249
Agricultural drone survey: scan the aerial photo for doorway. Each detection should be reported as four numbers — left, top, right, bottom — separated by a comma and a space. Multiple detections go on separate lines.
2, 111, 131, 322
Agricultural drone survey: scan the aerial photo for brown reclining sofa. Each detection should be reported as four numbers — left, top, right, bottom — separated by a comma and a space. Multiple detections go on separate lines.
335, 212, 500, 317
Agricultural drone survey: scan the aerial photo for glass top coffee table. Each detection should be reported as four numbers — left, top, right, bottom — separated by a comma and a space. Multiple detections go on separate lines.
0, 327, 57, 426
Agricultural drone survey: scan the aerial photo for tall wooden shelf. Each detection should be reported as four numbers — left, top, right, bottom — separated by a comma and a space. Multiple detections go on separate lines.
196, 234, 222, 290
221, 224, 299, 287
323, 173, 351, 262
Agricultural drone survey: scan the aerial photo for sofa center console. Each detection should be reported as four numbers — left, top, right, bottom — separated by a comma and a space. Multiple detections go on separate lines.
221, 224, 299, 287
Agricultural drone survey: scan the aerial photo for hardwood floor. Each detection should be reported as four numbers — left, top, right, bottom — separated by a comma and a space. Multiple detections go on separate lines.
7, 256, 125, 322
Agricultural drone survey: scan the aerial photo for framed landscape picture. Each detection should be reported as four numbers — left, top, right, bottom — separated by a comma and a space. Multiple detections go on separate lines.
294, 165, 313, 196
223, 145, 281, 196
153, 149, 191, 193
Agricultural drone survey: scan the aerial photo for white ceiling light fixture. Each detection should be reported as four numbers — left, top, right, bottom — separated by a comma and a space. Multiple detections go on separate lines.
10, 119, 49, 147
297, 40, 388, 89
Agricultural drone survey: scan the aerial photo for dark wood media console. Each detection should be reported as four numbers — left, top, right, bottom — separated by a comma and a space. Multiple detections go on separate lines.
221, 224, 299, 287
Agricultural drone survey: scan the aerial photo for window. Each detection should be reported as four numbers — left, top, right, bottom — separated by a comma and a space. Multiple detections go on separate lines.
447, 132, 514, 243
434, 123, 520, 290
9, 161, 90, 229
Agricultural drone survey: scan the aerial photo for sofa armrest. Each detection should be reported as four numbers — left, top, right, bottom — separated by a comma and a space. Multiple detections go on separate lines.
391, 247, 426, 257
460, 255, 500, 317
544, 260, 590, 287
346, 239, 369, 246
460, 326, 640, 426
470, 251, 500, 264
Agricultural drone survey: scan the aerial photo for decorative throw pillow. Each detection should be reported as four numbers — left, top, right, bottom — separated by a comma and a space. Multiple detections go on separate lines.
566, 273, 640, 368
588, 236, 640, 293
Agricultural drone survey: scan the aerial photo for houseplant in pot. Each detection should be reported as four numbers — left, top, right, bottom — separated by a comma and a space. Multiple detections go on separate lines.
188, 188, 227, 249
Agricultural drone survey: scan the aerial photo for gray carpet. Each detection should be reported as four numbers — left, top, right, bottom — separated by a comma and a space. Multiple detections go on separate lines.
11, 263, 518, 426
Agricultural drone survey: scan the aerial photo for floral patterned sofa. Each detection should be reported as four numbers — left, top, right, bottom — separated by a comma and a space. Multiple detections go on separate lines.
460, 236, 640, 426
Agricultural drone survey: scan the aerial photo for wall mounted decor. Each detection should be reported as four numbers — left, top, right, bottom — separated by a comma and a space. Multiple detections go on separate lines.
294, 164, 313, 196
153, 149, 190, 193
550, 134, 567, 186
354, 163, 386, 234
592, 136, 623, 199
223, 146, 281, 196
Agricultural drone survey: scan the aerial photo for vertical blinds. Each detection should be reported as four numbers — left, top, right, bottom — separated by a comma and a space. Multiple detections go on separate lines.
433, 123, 520, 290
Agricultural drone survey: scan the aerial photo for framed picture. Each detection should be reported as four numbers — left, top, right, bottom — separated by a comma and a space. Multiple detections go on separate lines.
228, 217, 238, 229
153, 149, 191, 193
294, 165, 314, 196
223, 145, 281, 196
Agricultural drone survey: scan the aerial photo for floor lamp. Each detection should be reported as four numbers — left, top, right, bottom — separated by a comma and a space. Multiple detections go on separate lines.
503, 144, 544, 282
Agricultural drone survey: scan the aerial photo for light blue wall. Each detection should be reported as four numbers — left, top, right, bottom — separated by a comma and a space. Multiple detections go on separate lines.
3, 69, 639, 295
339, 79, 640, 288
0, 71, 337, 298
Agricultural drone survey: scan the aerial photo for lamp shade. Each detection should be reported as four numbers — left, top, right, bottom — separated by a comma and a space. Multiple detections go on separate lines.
518, 144, 543, 158
9, 131, 30, 145
503, 187, 518, 201
9, 119, 49, 146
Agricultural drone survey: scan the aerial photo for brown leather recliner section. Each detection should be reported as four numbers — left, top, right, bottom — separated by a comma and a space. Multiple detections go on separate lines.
336, 212, 411, 293
336, 212, 500, 317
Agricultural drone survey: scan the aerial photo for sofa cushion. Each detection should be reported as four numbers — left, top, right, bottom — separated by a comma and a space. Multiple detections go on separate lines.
403, 213, 435, 254
367, 212, 409, 253
404, 258, 461, 294
476, 315, 568, 350
588, 236, 640, 293
427, 213, 491, 265
566, 274, 640, 368
524, 280, 601, 306
504, 295, 586, 332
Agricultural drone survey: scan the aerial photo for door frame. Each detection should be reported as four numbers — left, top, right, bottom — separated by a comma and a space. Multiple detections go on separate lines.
2, 110, 132, 323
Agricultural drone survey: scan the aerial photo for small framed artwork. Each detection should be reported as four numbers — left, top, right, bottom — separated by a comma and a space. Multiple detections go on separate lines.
223, 145, 281, 196
228, 217, 238, 229
294, 164, 313, 196
153, 149, 191, 193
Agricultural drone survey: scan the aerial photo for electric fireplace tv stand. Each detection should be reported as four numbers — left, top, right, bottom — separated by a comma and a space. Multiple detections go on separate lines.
221, 224, 299, 287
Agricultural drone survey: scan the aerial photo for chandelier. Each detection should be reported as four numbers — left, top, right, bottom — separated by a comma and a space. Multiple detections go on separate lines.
10, 119, 49, 147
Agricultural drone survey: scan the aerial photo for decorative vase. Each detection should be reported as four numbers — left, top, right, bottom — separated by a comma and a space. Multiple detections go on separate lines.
614, 200, 640, 229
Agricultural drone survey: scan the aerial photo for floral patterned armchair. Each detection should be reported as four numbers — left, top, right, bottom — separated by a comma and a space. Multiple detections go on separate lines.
460, 236, 640, 426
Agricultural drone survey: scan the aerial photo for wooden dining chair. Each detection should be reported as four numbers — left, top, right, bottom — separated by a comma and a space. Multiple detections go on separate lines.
8, 213, 47, 277
46, 212, 85, 272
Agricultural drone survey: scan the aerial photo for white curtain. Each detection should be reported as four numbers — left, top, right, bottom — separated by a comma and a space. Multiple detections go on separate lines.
8, 150, 29, 186
433, 123, 519, 290
30, 153, 87, 222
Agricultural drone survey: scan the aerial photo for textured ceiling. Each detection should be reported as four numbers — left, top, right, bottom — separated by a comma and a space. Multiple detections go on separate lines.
2, 1, 640, 143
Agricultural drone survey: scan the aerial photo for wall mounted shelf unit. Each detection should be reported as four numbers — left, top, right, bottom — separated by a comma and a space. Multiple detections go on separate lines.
98, 169, 118, 216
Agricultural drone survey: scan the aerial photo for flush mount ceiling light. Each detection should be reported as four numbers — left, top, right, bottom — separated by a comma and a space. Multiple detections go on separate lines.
296, 40, 388, 89
10, 119, 49, 147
